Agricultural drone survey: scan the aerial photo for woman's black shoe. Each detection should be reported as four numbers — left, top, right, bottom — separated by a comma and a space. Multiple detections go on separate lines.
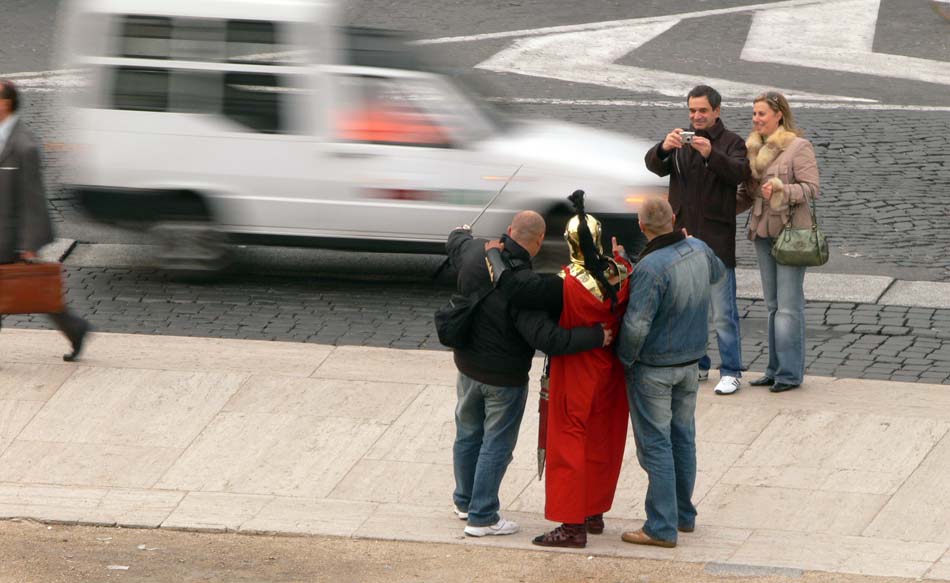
769, 382, 801, 393
749, 375, 775, 387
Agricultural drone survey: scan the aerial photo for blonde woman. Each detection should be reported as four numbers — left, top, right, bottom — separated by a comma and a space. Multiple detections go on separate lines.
737, 92, 820, 393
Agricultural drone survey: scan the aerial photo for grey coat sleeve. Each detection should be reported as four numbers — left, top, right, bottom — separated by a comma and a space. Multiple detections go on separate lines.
15, 136, 54, 253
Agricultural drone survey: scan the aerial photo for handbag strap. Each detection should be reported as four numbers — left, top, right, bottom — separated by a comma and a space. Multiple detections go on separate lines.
784, 182, 819, 230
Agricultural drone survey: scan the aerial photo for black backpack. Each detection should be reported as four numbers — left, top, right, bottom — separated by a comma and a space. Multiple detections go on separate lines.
434, 286, 494, 348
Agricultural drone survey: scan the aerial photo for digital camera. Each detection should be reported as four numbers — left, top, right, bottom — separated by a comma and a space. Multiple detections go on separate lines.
680, 131, 696, 144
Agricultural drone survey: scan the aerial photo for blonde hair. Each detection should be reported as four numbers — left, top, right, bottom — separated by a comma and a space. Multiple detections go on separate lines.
754, 91, 802, 136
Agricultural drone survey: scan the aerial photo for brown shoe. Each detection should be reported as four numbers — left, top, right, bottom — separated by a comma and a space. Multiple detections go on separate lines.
678, 524, 695, 533
621, 528, 676, 548
585, 514, 605, 534
532, 523, 587, 548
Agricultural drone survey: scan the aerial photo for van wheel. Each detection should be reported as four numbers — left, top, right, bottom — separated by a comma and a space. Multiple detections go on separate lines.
151, 221, 232, 279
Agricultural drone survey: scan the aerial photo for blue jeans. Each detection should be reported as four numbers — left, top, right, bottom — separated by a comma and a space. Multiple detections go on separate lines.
452, 372, 528, 527
699, 267, 743, 378
626, 362, 698, 543
754, 238, 806, 385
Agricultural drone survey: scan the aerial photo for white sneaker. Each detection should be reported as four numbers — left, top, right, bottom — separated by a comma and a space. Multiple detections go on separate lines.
464, 517, 520, 537
454, 506, 468, 520
714, 375, 741, 395
698, 369, 709, 382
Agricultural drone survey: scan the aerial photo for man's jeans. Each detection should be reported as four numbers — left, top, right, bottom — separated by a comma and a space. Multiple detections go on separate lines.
699, 267, 743, 378
627, 362, 699, 543
452, 372, 528, 527
754, 238, 806, 384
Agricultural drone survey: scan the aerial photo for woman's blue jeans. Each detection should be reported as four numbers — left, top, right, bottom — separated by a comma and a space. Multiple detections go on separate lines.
754, 237, 807, 385
452, 372, 528, 527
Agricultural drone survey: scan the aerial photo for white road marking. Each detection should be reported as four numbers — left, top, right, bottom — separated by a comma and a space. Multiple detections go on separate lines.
475, 20, 875, 102
742, 0, 950, 86
0, 68, 87, 92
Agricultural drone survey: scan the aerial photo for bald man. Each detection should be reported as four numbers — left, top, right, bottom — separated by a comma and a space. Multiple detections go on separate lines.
445, 211, 610, 538
617, 198, 725, 548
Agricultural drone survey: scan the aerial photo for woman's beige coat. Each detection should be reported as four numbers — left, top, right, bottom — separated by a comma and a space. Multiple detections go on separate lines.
737, 126, 820, 240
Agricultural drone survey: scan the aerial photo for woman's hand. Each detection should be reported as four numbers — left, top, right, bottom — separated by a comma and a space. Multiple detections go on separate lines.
761, 181, 773, 201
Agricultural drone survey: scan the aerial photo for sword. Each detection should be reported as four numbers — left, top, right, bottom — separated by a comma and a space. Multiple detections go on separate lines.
470, 164, 523, 229
537, 355, 550, 480
431, 164, 524, 280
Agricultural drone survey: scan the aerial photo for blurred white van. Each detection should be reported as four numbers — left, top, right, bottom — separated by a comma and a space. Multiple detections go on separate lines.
57, 0, 667, 274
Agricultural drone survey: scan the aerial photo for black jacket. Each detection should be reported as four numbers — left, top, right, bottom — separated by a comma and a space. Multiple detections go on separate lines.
644, 119, 750, 267
446, 228, 603, 387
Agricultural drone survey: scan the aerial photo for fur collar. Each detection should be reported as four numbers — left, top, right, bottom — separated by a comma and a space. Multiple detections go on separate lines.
746, 126, 797, 179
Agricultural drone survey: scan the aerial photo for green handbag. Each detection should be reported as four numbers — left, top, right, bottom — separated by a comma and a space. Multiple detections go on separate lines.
770, 184, 829, 267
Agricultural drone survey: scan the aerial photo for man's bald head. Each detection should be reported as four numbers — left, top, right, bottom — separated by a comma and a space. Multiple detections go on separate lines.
508, 211, 546, 257
638, 197, 674, 239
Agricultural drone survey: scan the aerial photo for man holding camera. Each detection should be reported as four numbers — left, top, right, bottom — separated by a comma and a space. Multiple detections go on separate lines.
644, 85, 750, 395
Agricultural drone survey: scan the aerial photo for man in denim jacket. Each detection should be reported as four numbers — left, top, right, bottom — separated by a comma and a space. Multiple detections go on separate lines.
616, 198, 724, 548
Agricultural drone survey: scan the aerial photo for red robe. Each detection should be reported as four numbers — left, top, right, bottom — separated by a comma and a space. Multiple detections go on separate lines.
544, 258, 631, 524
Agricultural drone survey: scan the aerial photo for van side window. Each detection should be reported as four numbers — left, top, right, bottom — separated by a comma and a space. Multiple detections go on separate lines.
227, 20, 294, 65
335, 76, 452, 148
120, 16, 172, 59
223, 73, 283, 133
113, 67, 170, 111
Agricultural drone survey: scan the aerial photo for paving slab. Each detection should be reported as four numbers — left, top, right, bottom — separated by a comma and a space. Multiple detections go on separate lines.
239, 497, 377, 537
162, 492, 274, 532
735, 268, 894, 303
862, 432, 950, 544
727, 529, 947, 579
17, 367, 246, 448
156, 413, 388, 498
312, 345, 459, 386
0, 329, 332, 377
880, 281, 950, 309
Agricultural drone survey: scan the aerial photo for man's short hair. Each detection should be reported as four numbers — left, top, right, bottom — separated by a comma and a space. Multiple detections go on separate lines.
639, 198, 674, 233
687, 85, 721, 110
510, 210, 545, 241
0, 80, 19, 112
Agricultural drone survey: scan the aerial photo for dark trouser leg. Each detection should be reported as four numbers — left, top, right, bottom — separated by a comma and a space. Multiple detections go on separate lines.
48, 309, 91, 361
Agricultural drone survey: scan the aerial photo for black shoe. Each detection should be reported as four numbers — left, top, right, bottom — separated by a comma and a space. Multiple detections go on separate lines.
532, 523, 587, 548
749, 375, 775, 387
64, 320, 92, 362
585, 514, 604, 534
769, 382, 800, 393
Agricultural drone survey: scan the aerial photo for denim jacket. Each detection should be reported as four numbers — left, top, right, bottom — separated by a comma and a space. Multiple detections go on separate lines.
617, 233, 725, 368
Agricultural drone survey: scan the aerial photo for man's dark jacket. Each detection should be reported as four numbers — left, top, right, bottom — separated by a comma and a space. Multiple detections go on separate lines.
644, 119, 749, 267
446, 228, 603, 387
0, 119, 54, 264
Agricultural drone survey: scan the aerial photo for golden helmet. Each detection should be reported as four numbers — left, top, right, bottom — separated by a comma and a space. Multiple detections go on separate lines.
564, 214, 604, 266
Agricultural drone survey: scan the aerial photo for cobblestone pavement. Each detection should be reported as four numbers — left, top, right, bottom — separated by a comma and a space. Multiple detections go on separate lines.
5, 265, 950, 385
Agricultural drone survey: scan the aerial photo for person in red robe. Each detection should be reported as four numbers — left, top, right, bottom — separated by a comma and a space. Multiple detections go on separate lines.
488, 190, 632, 548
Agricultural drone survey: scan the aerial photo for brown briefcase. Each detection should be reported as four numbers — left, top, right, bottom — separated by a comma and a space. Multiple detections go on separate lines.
0, 262, 65, 315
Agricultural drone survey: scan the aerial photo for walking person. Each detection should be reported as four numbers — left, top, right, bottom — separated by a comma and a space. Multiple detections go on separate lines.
446, 211, 610, 538
0, 79, 91, 360
617, 198, 724, 548
736, 91, 820, 393
644, 85, 750, 395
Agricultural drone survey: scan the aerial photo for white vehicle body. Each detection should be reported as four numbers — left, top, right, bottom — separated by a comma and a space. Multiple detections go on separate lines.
57, 0, 667, 271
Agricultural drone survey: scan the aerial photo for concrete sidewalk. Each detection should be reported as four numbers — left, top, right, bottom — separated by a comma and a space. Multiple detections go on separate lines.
1, 329, 949, 580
